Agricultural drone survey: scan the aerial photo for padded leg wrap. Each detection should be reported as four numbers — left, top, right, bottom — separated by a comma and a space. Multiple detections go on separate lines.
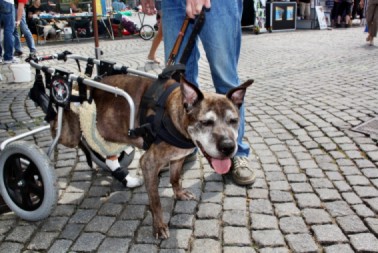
111, 168, 129, 187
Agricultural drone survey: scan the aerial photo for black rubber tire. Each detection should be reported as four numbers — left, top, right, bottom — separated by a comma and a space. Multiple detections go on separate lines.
139, 25, 155, 40
0, 141, 58, 221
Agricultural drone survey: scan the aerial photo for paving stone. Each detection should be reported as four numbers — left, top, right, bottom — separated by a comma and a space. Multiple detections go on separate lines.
355, 187, 378, 202
295, 193, 322, 208
365, 218, 378, 235
324, 201, 355, 217
341, 192, 363, 205
252, 230, 286, 247
97, 237, 131, 253
85, 216, 116, 233
71, 232, 106, 252
259, 247, 288, 253
352, 204, 376, 218
361, 168, 378, 178
129, 244, 158, 253
170, 214, 194, 228
291, 183, 313, 193
302, 208, 333, 225
315, 188, 342, 201
251, 214, 278, 230
224, 183, 247, 197
194, 219, 220, 238
279, 217, 308, 234
135, 226, 161, 244
160, 229, 192, 249
346, 175, 371, 186
274, 203, 301, 217
336, 215, 368, 234
285, 234, 318, 253
287, 173, 307, 182
47, 239, 73, 253
223, 227, 251, 245
108, 220, 140, 237
98, 202, 124, 216
174, 200, 198, 214
333, 181, 352, 192
224, 246, 257, 253
80, 197, 103, 209
248, 188, 269, 199
270, 190, 294, 203
69, 209, 97, 224
27, 232, 59, 250
323, 244, 354, 253
120, 204, 147, 220
6, 225, 37, 243
59, 223, 84, 240
201, 192, 223, 203
197, 203, 222, 219
312, 224, 348, 244
365, 198, 378, 213
40, 216, 69, 232
0, 242, 23, 253
249, 199, 274, 214
309, 178, 334, 188
58, 192, 85, 205
223, 197, 247, 210
191, 239, 221, 253
349, 233, 378, 252
223, 210, 248, 226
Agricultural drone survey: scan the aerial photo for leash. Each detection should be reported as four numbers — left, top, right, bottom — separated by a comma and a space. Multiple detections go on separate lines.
166, 8, 206, 66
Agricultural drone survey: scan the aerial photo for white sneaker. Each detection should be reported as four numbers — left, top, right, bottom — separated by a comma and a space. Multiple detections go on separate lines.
0, 59, 2, 64
3, 58, 20, 64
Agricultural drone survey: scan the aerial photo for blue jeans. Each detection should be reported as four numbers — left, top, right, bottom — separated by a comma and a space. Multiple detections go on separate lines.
0, 0, 15, 61
161, 0, 249, 157
13, 7, 36, 53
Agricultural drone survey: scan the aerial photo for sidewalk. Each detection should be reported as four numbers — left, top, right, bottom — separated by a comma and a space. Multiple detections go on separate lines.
0, 27, 378, 252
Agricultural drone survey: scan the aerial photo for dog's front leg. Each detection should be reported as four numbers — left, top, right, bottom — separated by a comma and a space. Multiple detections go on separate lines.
140, 150, 169, 239
170, 159, 196, 200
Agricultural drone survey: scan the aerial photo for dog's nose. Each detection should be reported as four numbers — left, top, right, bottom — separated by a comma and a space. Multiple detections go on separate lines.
219, 139, 235, 156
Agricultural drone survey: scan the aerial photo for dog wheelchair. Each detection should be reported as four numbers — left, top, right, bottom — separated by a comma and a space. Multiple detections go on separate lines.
0, 51, 160, 221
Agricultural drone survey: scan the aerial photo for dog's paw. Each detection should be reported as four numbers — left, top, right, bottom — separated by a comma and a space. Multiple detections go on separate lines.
154, 223, 170, 239
175, 189, 196, 200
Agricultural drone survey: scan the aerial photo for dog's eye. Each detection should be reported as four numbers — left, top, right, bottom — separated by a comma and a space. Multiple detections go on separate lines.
201, 120, 214, 127
229, 118, 238, 125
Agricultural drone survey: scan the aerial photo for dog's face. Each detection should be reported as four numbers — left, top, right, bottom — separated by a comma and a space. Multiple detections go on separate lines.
180, 78, 253, 175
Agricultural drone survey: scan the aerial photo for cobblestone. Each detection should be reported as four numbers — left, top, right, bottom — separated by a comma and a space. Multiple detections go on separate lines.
1, 27, 378, 252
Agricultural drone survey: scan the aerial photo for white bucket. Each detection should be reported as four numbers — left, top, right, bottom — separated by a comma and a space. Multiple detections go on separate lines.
10, 64, 32, 83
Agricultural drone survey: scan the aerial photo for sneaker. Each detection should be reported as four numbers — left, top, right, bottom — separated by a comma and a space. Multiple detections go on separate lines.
3, 58, 20, 64
231, 156, 256, 185
14, 51, 23, 57
0, 59, 2, 64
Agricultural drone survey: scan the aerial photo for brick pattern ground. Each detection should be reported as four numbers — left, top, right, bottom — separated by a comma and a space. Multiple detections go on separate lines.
0, 27, 378, 252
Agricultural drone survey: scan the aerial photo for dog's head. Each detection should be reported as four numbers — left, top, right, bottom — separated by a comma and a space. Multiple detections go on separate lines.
180, 77, 253, 175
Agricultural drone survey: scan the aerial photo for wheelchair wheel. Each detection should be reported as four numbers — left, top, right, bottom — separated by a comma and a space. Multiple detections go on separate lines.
139, 25, 155, 40
0, 141, 58, 221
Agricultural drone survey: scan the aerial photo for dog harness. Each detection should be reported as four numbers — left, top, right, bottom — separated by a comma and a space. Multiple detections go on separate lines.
129, 66, 195, 150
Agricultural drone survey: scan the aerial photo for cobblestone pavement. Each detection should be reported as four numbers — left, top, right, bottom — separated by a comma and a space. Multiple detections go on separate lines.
0, 27, 378, 253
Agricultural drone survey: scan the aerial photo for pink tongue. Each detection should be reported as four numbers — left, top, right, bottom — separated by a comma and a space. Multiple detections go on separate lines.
211, 158, 231, 174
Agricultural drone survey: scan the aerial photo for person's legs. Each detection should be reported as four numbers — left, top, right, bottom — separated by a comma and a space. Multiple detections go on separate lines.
367, 0, 378, 39
147, 12, 163, 64
0, 0, 15, 61
13, 6, 22, 55
162, 0, 200, 85
20, 10, 36, 53
300, 2, 306, 19
305, 3, 311, 20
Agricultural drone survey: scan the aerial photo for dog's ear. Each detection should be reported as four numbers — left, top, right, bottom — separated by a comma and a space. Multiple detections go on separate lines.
226, 79, 253, 108
180, 75, 204, 112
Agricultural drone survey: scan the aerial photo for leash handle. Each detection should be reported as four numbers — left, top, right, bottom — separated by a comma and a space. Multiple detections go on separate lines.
166, 16, 190, 66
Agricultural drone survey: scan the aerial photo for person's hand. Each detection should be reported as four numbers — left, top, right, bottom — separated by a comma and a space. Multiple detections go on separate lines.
186, 0, 211, 19
140, 0, 156, 15
15, 20, 21, 27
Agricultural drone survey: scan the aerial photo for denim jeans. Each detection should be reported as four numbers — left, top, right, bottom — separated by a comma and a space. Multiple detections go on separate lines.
161, 0, 249, 157
14, 7, 36, 53
0, 0, 15, 61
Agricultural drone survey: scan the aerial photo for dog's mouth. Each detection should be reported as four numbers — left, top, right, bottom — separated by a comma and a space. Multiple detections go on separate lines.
196, 141, 231, 174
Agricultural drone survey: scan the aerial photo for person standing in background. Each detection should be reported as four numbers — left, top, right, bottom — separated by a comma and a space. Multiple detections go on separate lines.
146, 0, 162, 64
13, 0, 37, 57
0, 0, 19, 63
365, 0, 378, 45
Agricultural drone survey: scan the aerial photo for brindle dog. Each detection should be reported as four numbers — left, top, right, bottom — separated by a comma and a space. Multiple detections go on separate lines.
56, 74, 253, 239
